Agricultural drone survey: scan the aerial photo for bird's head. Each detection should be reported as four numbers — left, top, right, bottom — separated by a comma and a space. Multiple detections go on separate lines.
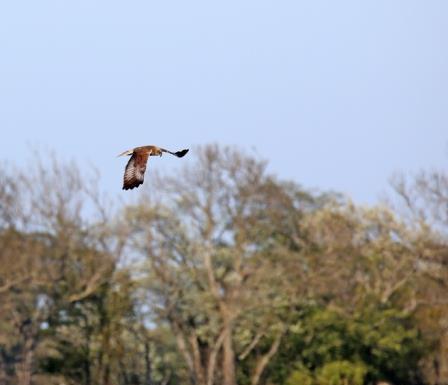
151, 148, 163, 157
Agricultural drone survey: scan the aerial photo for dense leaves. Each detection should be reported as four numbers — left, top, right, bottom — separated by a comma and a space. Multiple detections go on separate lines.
0, 146, 447, 385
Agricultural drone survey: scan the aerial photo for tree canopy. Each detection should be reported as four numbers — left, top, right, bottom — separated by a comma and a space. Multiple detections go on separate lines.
0, 145, 447, 385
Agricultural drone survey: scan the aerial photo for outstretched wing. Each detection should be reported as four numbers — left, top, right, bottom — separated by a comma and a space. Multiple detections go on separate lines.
161, 148, 189, 158
123, 151, 150, 190
173, 149, 189, 157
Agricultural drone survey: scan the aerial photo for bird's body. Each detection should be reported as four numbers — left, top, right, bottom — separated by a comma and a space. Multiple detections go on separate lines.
118, 145, 189, 190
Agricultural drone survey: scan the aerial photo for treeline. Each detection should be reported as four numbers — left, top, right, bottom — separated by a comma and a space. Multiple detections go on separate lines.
0, 145, 447, 385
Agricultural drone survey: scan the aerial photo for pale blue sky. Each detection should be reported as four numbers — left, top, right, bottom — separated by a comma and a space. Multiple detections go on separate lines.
0, 1, 447, 203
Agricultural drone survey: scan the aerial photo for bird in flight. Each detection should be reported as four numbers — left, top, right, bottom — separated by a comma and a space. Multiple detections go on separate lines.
118, 145, 189, 190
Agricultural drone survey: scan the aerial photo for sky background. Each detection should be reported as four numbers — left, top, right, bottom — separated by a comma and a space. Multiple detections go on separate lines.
0, 0, 447, 204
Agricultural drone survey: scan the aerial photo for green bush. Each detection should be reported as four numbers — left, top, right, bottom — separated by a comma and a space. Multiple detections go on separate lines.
316, 361, 367, 385
286, 366, 314, 385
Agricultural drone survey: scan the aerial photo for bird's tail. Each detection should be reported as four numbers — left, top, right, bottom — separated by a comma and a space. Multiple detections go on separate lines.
117, 149, 134, 157
161, 148, 189, 158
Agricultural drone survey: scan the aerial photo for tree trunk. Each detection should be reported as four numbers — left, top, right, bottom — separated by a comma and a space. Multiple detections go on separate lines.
222, 321, 236, 385
102, 362, 111, 385
83, 323, 92, 385
144, 340, 153, 385
0, 350, 8, 385
206, 329, 225, 385
189, 334, 206, 385
17, 336, 35, 385
250, 330, 284, 385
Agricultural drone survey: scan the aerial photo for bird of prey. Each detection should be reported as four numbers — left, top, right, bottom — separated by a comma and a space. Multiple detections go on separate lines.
118, 145, 189, 190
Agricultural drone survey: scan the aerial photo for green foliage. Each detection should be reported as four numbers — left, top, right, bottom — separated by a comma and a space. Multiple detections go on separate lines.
269, 305, 424, 385
286, 361, 367, 385
316, 361, 367, 385
286, 366, 314, 385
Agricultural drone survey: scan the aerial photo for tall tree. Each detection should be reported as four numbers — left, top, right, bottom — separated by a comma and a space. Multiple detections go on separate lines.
390, 169, 448, 384
125, 145, 319, 385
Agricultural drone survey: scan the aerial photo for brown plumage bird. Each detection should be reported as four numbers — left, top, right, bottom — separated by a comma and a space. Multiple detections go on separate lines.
118, 145, 189, 190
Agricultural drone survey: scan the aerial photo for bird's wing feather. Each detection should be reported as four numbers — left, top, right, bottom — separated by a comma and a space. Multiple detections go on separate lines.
123, 151, 150, 190
161, 148, 189, 157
